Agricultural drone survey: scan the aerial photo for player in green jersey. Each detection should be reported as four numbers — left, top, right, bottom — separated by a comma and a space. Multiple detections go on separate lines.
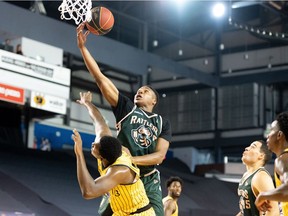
236, 140, 279, 216
77, 23, 172, 216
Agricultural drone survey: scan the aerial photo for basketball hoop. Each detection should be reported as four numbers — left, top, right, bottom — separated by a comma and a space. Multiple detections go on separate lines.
58, 0, 92, 25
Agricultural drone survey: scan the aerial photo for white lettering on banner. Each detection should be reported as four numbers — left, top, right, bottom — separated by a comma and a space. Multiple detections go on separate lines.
1, 56, 54, 78
14, 59, 26, 67
0, 86, 20, 98
49, 100, 64, 107
2, 56, 13, 64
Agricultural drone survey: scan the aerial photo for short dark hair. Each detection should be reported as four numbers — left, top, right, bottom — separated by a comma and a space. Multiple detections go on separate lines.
276, 112, 288, 142
145, 85, 159, 106
99, 136, 122, 164
258, 140, 272, 165
166, 176, 183, 188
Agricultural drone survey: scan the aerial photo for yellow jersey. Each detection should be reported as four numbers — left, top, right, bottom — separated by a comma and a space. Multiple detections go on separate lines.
98, 151, 155, 216
275, 148, 288, 216
162, 196, 178, 216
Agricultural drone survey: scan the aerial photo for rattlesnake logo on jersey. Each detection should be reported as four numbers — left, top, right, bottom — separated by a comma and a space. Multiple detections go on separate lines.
131, 125, 153, 148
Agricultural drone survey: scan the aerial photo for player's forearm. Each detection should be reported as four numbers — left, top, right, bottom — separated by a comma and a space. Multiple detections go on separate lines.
265, 201, 280, 216
132, 152, 165, 166
80, 47, 119, 106
80, 47, 104, 83
83, 101, 112, 137
259, 184, 288, 202
85, 102, 108, 130
76, 153, 98, 199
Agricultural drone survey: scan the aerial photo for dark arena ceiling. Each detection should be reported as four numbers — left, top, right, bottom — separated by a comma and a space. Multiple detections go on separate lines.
4, 1, 288, 91
5, 0, 288, 59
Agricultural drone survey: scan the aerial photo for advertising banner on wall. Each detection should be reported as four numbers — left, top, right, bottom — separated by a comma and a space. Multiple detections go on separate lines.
0, 49, 70, 86
30, 91, 67, 115
0, 82, 25, 105
0, 50, 70, 99
30, 121, 95, 151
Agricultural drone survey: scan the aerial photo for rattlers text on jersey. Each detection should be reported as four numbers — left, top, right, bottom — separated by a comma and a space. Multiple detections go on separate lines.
116, 105, 162, 175
98, 151, 155, 216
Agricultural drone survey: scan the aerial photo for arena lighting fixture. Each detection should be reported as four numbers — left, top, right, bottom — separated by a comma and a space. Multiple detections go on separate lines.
229, 17, 288, 40
231, 1, 258, 9
219, 43, 225, 50
152, 40, 158, 47
244, 54, 249, 60
174, 0, 187, 8
212, 2, 226, 18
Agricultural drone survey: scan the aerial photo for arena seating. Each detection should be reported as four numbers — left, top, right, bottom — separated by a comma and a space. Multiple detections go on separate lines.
0, 146, 239, 216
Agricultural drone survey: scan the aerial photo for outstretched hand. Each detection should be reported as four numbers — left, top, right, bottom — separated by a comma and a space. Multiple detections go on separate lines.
72, 128, 83, 155
76, 22, 90, 49
76, 91, 92, 106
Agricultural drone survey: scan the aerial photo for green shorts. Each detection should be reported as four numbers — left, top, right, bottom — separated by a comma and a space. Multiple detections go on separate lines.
98, 193, 113, 216
140, 170, 164, 216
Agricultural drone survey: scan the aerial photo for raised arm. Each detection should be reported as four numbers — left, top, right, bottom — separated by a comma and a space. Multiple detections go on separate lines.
77, 91, 112, 142
76, 23, 119, 107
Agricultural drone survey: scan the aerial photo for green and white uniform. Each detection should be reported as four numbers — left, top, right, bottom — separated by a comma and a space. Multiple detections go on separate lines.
238, 167, 271, 216
113, 93, 172, 216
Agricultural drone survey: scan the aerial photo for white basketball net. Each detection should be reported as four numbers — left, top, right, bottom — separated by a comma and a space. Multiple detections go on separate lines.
58, 0, 92, 25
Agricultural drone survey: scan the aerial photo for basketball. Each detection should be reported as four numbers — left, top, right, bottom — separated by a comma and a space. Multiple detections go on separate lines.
86, 6, 114, 36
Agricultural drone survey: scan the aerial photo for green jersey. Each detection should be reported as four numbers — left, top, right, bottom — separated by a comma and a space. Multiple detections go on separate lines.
238, 167, 270, 216
113, 94, 171, 176
116, 105, 163, 175
112, 93, 172, 216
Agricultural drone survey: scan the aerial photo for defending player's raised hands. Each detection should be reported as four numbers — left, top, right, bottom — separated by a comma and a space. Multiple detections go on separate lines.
76, 91, 92, 106
72, 128, 83, 155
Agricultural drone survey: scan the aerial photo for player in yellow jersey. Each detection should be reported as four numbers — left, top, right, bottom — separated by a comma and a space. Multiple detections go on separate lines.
162, 176, 183, 216
72, 91, 155, 215
255, 112, 288, 215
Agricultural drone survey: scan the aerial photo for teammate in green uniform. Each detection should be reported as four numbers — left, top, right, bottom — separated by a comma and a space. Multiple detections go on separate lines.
77, 23, 172, 216
236, 140, 279, 216
162, 176, 183, 216
256, 112, 288, 215
73, 91, 155, 215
